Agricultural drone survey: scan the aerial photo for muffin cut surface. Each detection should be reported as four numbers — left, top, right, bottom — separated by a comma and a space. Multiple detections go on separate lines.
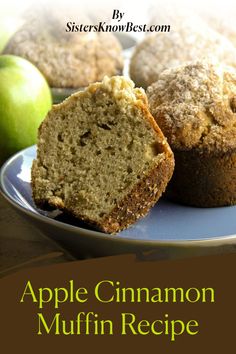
32, 76, 174, 233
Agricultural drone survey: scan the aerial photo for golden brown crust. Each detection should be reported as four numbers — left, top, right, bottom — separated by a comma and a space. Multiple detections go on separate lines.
167, 149, 236, 207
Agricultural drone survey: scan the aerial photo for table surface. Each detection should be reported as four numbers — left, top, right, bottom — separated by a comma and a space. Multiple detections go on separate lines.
0, 194, 75, 278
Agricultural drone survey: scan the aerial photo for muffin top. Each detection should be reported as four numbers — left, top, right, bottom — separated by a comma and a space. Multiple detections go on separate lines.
147, 60, 236, 153
4, 6, 123, 88
130, 17, 236, 89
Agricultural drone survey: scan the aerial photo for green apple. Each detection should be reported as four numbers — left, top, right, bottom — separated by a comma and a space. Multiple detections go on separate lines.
0, 55, 52, 164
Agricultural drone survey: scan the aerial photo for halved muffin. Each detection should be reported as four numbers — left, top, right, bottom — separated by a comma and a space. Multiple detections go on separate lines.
32, 76, 174, 233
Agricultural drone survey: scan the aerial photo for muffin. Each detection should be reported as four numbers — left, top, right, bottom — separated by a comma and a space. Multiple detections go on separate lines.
147, 60, 236, 207
32, 76, 174, 233
130, 18, 236, 89
4, 7, 124, 88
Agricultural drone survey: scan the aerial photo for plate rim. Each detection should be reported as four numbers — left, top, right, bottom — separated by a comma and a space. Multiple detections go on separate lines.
1, 145, 236, 247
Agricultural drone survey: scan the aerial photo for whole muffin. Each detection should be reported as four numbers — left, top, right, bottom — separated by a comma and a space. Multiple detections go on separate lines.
4, 8, 123, 88
147, 60, 236, 207
130, 18, 236, 89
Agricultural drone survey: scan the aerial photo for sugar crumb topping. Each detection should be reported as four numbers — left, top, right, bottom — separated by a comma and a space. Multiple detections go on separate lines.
147, 60, 236, 152
89, 75, 145, 103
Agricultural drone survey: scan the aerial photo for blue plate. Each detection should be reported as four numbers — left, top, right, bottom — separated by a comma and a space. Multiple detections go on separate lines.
1, 146, 236, 259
